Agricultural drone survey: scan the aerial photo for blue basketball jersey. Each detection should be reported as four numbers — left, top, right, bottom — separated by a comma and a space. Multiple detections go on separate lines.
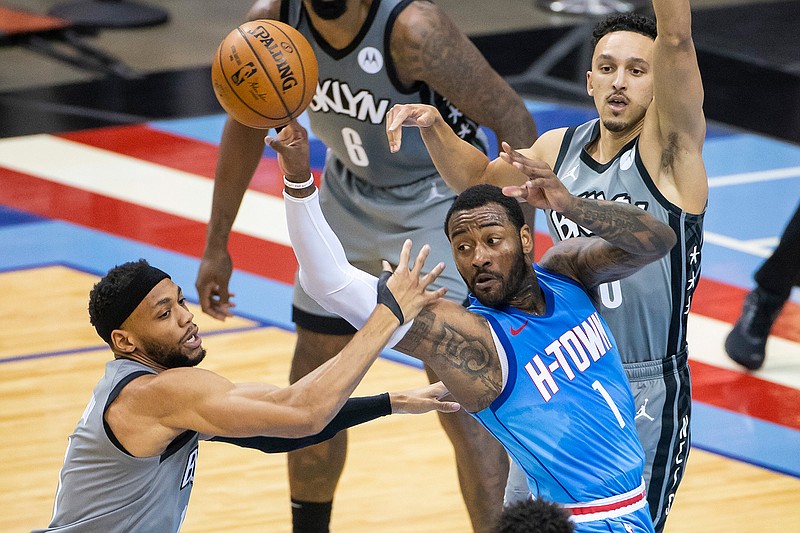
470, 265, 646, 504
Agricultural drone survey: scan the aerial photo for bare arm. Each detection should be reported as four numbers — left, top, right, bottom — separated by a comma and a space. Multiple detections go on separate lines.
501, 144, 676, 289
109, 250, 446, 457
392, 2, 536, 149
395, 301, 503, 413
384, 2, 537, 193
210, 382, 459, 453
196, 0, 282, 320
640, 0, 707, 213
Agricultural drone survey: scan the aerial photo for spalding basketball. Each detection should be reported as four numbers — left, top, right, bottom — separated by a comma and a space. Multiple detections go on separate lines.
211, 20, 318, 129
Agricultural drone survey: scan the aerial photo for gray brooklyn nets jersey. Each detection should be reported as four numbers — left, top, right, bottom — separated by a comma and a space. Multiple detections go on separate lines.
34, 359, 198, 533
547, 119, 705, 364
281, 0, 487, 188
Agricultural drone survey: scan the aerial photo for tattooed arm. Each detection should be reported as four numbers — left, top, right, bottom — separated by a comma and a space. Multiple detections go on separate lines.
395, 300, 503, 413
391, 2, 537, 151
500, 145, 677, 289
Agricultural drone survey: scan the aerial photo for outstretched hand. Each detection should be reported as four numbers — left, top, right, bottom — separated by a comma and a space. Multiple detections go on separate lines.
389, 381, 461, 414
385, 103, 441, 154
381, 239, 447, 323
264, 120, 311, 184
498, 141, 574, 213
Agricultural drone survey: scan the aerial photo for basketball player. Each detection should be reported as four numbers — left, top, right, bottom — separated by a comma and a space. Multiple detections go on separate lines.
273, 118, 677, 532
33, 259, 458, 533
197, 0, 537, 530
386, 0, 706, 529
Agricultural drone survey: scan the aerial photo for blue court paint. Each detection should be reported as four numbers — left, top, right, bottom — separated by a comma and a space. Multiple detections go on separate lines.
693, 401, 800, 478
704, 134, 800, 176
0, 205, 44, 227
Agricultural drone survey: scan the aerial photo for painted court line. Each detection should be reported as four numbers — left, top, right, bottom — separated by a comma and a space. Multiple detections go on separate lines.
0, 134, 291, 245
703, 231, 774, 259
708, 166, 800, 188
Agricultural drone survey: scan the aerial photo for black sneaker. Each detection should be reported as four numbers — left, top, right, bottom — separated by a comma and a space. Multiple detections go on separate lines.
725, 287, 786, 370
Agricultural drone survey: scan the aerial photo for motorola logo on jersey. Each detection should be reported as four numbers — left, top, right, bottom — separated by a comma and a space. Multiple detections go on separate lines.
524, 312, 613, 402
357, 46, 383, 74
550, 192, 649, 241
309, 79, 391, 124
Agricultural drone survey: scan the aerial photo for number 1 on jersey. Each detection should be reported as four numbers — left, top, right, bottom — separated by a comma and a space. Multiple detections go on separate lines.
592, 380, 626, 429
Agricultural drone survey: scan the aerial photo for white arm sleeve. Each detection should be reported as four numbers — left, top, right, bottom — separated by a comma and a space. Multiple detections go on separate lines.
284, 190, 412, 347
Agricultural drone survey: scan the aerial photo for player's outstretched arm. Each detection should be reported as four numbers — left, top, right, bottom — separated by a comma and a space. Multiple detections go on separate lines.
500, 144, 676, 288
386, 104, 537, 194
113, 248, 446, 457
392, 1, 537, 149
385, 2, 536, 194
210, 382, 459, 454
638, 0, 707, 214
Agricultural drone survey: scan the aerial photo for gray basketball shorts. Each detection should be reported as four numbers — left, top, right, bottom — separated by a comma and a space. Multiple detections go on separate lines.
292, 161, 468, 321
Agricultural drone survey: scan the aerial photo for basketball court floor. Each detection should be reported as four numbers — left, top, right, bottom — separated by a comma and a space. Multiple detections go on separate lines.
0, 1, 799, 532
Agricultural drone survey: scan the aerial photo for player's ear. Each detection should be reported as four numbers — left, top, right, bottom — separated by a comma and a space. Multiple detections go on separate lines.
111, 329, 136, 354
586, 71, 594, 96
520, 225, 534, 256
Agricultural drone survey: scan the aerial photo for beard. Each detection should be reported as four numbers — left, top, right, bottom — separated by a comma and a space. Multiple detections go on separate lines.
309, 0, 348, 19
602, 118, 628, 133
141, 338, 206, 369
471, 252, 530, 308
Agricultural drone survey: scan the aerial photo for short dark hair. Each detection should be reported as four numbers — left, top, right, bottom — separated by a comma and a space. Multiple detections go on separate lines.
88, 259, 169, 343
493, 499, 575, 533
444, 184, 526, 238
591, 13, 657, 50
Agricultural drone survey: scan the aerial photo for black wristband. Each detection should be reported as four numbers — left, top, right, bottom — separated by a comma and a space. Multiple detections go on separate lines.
377, 271, 404, 325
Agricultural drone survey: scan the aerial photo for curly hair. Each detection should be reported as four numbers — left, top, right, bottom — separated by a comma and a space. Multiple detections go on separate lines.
444, 184, 525, 238
493, 499, 575, 533
88, 259, 152, 334
591, 13, 657, 50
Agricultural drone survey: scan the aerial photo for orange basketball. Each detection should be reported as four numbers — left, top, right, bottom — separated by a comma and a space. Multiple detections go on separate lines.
211, 20, 318, 129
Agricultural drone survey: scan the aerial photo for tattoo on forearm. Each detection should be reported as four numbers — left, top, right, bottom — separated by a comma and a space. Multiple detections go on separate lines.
567, 200, 668, 253
399, 309, 501, 406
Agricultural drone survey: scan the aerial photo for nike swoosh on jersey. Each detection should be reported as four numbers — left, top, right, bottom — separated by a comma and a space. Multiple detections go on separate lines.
510, 320, 529, 336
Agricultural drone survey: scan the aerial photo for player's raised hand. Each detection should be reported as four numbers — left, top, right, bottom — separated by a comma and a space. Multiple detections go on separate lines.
381, 239, 446, 323
386, 103, 442, 154
499, 141, 575, 213
265, 120, 311, 184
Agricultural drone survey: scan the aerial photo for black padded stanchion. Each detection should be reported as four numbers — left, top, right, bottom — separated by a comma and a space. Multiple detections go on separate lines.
48, 0, 169, 30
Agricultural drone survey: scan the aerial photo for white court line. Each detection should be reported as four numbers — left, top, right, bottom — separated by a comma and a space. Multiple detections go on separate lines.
703, 232, 776, 258
687, 314, 800, 391
0, 134, 292, 246
708, 166, 800, 188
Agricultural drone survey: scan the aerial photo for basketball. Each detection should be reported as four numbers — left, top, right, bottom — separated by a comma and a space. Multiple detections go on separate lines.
211, 20, 318, 129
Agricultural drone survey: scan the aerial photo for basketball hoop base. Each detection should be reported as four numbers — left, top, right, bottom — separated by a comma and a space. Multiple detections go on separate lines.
48, 0, 169, 30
